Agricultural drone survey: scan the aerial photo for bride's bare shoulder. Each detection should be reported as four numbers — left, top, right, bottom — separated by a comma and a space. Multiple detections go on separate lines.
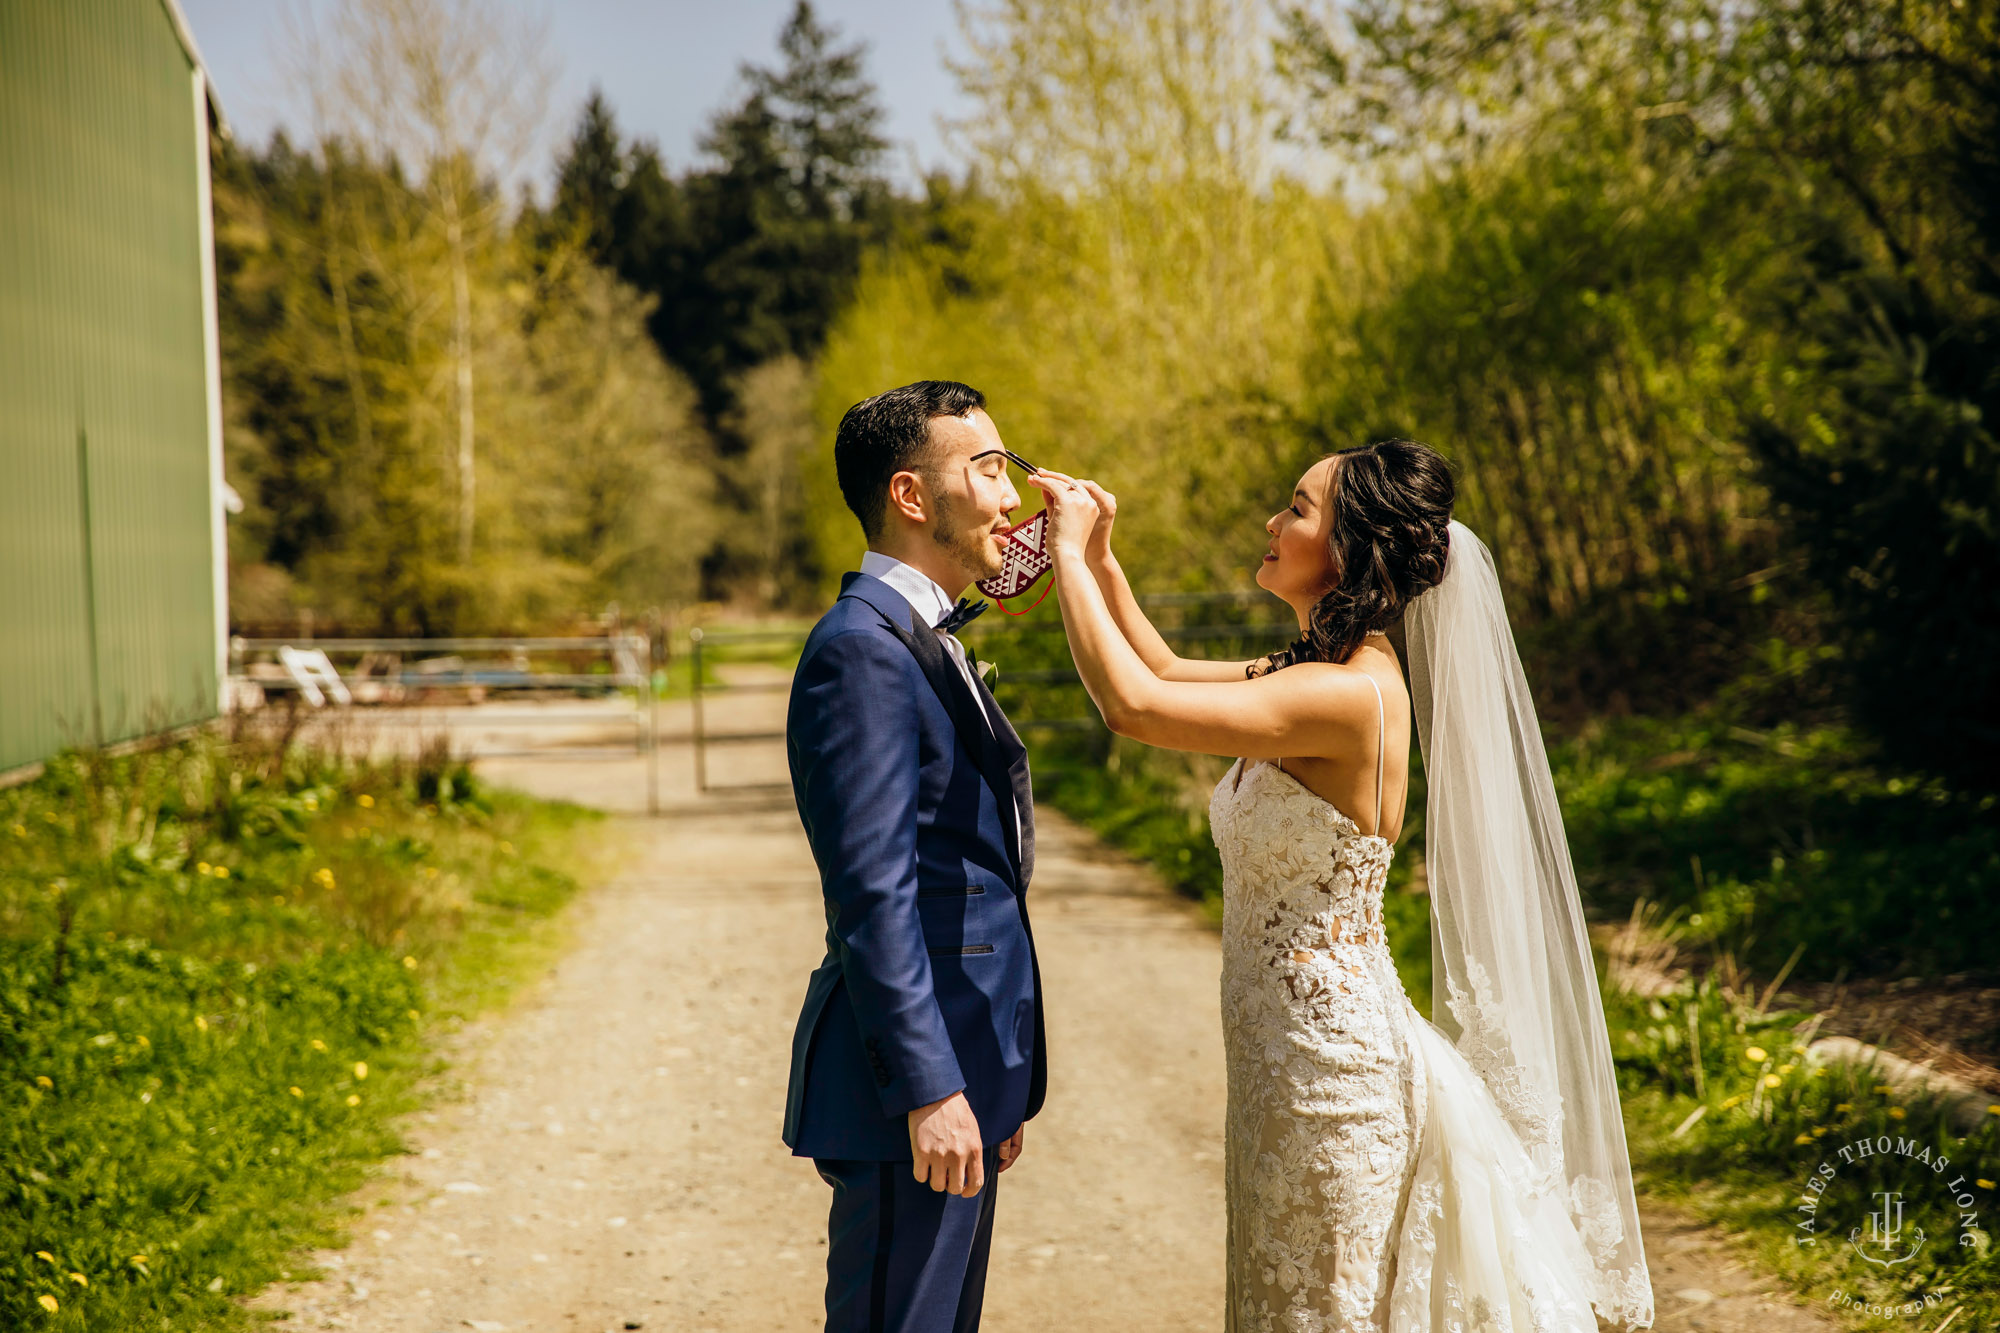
1260, 655, 1410, 733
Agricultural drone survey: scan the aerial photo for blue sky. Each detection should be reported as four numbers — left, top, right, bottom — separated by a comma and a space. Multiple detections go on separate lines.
179, 0, 974, 194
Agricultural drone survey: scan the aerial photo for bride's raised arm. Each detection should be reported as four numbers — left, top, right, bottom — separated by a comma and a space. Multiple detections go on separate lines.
1029, 472, 1372, 760
1075, 480, 1268, 683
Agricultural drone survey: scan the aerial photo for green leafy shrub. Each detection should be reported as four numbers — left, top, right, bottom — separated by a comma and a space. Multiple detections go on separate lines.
1555, 706, 2000, 979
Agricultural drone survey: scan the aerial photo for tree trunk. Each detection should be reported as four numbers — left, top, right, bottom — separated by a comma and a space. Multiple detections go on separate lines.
446, 193, 475, 565
323, 172, 374, 471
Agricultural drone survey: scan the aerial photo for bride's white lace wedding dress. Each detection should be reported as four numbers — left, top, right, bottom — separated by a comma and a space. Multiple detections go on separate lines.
1209, 673, 1614, 1333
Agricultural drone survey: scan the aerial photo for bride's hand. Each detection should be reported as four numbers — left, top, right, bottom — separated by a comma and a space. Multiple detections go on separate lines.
1078, 479, 1118, 567
1027, 469, 1101, 561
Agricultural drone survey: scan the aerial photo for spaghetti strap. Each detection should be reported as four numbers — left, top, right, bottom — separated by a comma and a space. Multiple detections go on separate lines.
1365, 673, 1385, 837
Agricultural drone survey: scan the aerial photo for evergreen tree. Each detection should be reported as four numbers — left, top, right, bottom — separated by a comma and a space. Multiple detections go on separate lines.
546, 90, 691, 289
549, 90, 627, 262
546, 2, 892, 421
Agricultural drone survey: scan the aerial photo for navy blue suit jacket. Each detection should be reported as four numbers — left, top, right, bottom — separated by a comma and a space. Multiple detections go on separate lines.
782, 570, 1046, 1161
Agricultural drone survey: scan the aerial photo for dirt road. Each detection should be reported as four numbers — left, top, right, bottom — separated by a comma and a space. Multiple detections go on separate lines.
253, 671, 1839, 1333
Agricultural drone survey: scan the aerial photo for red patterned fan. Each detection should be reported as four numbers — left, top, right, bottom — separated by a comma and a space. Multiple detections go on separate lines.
976, 511, 1056, 613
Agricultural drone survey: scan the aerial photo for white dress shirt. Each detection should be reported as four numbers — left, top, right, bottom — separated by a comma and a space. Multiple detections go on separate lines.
858, 550, 1022, 853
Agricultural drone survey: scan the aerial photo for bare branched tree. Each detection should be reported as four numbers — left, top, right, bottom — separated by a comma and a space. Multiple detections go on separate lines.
304, 0, 555, 565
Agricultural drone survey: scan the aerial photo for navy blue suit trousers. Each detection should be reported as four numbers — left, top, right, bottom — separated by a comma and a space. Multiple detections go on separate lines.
817, 1145, 1002, 1333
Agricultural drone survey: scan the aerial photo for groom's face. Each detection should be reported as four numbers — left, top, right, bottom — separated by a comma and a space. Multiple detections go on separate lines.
917, 408, 1022, 582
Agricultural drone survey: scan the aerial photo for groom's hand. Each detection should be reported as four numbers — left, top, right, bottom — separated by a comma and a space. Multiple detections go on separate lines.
997, 1124, 1025, 1173
908, 1091, 985, 1197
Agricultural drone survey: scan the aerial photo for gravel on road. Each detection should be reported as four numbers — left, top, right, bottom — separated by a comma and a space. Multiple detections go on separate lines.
251, 679, 1843, 1333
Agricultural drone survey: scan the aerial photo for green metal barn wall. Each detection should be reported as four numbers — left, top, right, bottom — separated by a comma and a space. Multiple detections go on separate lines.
0, 0, 221, 772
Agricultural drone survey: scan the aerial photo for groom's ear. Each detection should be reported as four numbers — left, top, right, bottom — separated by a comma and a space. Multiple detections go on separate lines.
885, 468, 934, 527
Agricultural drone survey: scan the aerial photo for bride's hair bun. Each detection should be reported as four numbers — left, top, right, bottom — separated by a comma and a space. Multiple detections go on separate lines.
1402, 502, 1452, 597
1252, 439, 1456, 677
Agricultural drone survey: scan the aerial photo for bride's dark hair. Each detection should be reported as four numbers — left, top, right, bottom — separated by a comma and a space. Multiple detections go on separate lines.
1249, 439, 1457, 677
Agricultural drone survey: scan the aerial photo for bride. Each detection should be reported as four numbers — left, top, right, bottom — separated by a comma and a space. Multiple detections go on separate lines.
1025, 443, 1654, 1332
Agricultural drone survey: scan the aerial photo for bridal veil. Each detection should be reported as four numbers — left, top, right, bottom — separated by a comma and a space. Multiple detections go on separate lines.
1398, 518, 1654, 1329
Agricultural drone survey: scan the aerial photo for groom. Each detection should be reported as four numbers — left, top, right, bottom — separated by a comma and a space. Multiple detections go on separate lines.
783, 380, 1046, 1332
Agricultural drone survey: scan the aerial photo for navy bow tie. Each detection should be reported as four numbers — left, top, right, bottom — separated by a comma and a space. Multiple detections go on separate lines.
935, 597, 989, 635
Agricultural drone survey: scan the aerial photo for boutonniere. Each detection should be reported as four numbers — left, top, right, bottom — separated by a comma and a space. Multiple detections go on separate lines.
978, 658, 998, 684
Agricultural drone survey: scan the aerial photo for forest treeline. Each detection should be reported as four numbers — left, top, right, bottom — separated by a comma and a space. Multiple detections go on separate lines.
216, 0, 894, 630
217, 0, 1997, 794
815, 0, 1997, 793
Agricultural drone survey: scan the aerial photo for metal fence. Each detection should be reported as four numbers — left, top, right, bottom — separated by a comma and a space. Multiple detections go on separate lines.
685, 592, 1298, 792
687, 626, 798, 793
229, 633, 666, 811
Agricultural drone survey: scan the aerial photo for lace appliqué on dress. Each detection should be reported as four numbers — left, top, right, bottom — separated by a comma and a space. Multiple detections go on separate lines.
1213, 758, 1418, 1333
1216, 757, 1632, 1333
1442, 967, 1655, 1329
1440, 958, 1563, 1189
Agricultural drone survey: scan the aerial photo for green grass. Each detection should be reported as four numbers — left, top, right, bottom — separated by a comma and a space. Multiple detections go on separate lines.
0, 727, 607, 1329
1604, 978, 2000, 1326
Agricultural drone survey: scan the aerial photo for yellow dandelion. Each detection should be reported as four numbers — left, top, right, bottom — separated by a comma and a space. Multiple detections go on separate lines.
346, 1093, 361, 1106
310, 1039, 327, 1052
1874, 1083, 1894, 1095
1888, 1107, 1906, 1120
213, 865, 229, 880
500, 841, 516, 855
1763, 1074, 1783, 1088
129, 1255, 147, 1266
37, 1294, 57, 1313
1835, 1102, 1852, 1113
1988, 1104, 2000, 1117
1744, 1046, 1768, 1063
68, 1273, 86, 1286
312, 867, 335, 889
407, 1009, 421, 1021
1794, 1132, 1813, 1145
357, 794, 375, 808
36, 1251, 54, 1263
402, 955, 418, 970
288, 1086, 303, 1098
11, 822, 26, 837
1978, 1179, 1996, 1191
1778, 1063, 1795, 1075
302, 794, 319, 811
353, 1061, 368, 1080
1721, 1093, 1745, 1109
1813, 1126, 1829, 1137
194, 1015, 208, 1032
34, 1075, 52, 1090
197, 862, 212, 876
135, 1035, 149, 1049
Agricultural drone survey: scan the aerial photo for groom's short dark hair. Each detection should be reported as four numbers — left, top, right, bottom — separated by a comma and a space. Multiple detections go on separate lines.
835, 380, 987, 540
